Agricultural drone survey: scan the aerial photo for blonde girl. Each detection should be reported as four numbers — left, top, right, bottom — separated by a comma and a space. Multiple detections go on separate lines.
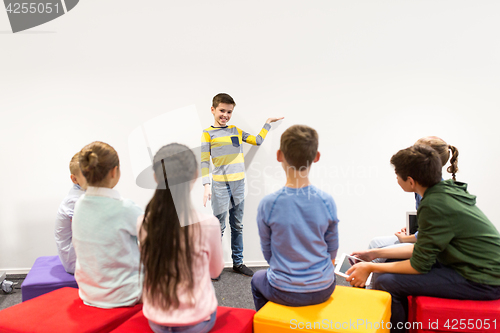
73, 141, 143, 308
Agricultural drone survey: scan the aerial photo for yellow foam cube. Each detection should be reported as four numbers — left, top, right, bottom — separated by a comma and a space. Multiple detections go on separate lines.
254, 286, 392, 333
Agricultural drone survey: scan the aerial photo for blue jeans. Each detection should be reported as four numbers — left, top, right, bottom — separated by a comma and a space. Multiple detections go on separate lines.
373, 262, 500, 333
211, 180, 245, 266
251, 269, 336, 311
148, 310, 217, 333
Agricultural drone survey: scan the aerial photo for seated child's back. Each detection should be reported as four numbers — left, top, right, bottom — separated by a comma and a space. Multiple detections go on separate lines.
72, 141, 143, 308
138, 143, 224, 333
258, 185, 338, 292
252, 125, 339, 311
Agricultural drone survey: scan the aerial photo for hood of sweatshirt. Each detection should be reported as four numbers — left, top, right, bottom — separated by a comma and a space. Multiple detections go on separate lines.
423, 179, 477, 206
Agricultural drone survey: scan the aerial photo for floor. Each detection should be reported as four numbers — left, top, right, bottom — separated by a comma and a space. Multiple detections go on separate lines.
0, 274, 25, 311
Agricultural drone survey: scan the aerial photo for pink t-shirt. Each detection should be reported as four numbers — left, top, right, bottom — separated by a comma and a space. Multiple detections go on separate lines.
137, 211, 224, 326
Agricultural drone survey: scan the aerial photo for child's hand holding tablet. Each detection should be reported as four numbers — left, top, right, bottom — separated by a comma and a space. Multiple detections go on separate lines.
334, 253, 373, 288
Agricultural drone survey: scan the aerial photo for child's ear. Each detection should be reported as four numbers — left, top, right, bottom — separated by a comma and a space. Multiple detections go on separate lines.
313, 151, 321, 163
70, 174, 78, 185
110, 166, 119, 179
277, 149, 283, 162
211, 106, 215, 114
407, 176, 416, 189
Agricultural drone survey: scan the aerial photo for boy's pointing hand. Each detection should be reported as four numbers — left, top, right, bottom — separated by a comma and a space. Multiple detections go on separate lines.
266, 117, 285, 124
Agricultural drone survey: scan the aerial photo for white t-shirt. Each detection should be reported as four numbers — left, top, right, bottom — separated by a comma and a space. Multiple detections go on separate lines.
73, 186, 144, 308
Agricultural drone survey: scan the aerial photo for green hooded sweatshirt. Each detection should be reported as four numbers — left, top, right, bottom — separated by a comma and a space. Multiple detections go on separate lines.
410, 179, 500, 285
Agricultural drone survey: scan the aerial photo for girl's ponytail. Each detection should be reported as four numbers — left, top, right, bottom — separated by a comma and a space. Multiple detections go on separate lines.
447, 145, 459, 181
416, 136, 459, 181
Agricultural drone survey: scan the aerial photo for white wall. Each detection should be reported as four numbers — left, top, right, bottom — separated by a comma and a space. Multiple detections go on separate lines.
1, 1, 499, 273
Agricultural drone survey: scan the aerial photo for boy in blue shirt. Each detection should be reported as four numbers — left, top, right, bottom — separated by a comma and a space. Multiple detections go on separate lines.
251, 124, 339, 311
55, 153, 87, 274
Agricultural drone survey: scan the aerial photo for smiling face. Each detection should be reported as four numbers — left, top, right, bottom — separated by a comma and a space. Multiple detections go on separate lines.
211, 103, 234, 127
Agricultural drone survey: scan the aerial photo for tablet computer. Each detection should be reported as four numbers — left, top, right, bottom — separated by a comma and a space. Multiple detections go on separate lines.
334, 253, 372, 286
406, 211, 418, 236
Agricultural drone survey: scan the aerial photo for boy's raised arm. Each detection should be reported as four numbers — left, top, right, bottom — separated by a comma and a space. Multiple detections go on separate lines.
241, 117, 284, 146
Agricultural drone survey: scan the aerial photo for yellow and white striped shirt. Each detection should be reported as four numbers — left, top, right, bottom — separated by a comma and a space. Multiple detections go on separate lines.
201, 123, 271, 184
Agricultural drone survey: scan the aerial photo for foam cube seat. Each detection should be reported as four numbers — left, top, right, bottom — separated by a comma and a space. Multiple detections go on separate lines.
407, 296, 500, 333
21, 255, 78, 302
111, 306, 256, 333
254, 286, 392, 333
0, 287, 142, 333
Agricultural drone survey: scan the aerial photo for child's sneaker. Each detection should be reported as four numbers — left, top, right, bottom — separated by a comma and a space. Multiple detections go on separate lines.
233, 264, 254, 276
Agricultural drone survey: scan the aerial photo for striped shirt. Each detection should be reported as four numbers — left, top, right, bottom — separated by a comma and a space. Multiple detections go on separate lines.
201, 123, 271, 185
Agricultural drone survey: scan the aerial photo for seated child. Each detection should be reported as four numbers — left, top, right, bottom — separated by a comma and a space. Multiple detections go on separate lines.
72, 141, 143, 308
251, 125, 339, 311
348, 144, 500, 332
138, 143, 224, 333
55, 152, 87, 274
366, 136, 459, 262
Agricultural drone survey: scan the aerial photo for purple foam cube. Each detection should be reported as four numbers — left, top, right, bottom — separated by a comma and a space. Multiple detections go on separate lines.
21, 256, 78, 302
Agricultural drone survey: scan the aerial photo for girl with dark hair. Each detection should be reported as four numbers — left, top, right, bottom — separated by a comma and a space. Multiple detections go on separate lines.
138, 143, 224, 333
72, 141, 143, 308
349, 145, 500, 332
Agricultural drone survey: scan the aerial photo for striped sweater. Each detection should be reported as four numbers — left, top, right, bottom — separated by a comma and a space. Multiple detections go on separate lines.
201, 123, 271, 185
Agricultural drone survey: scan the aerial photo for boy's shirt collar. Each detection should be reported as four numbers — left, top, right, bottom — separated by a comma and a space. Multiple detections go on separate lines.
210, 125, 229, 129
281, 185, 319, 195
69, 183, 86, 197
86, 186, 121, 200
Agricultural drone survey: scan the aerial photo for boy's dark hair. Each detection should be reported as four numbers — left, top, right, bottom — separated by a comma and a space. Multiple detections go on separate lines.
390, 144, 442, 188
212, 93, 236, 108
280, 125, 318, 169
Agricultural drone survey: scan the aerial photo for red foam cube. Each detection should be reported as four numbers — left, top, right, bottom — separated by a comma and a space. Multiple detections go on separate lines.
0, 287, 142, 333
408, 296, 500, 332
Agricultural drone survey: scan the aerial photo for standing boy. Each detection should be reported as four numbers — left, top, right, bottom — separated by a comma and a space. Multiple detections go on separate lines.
55, 152, 88, 274
251, 124, 339, 310
201, 93, 282, 277
348, 145, 500, 332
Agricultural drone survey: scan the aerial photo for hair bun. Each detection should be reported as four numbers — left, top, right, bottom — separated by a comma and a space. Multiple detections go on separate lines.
81, 149, 99, 170
88, 152, 98, 168
78, 141, 119, 185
